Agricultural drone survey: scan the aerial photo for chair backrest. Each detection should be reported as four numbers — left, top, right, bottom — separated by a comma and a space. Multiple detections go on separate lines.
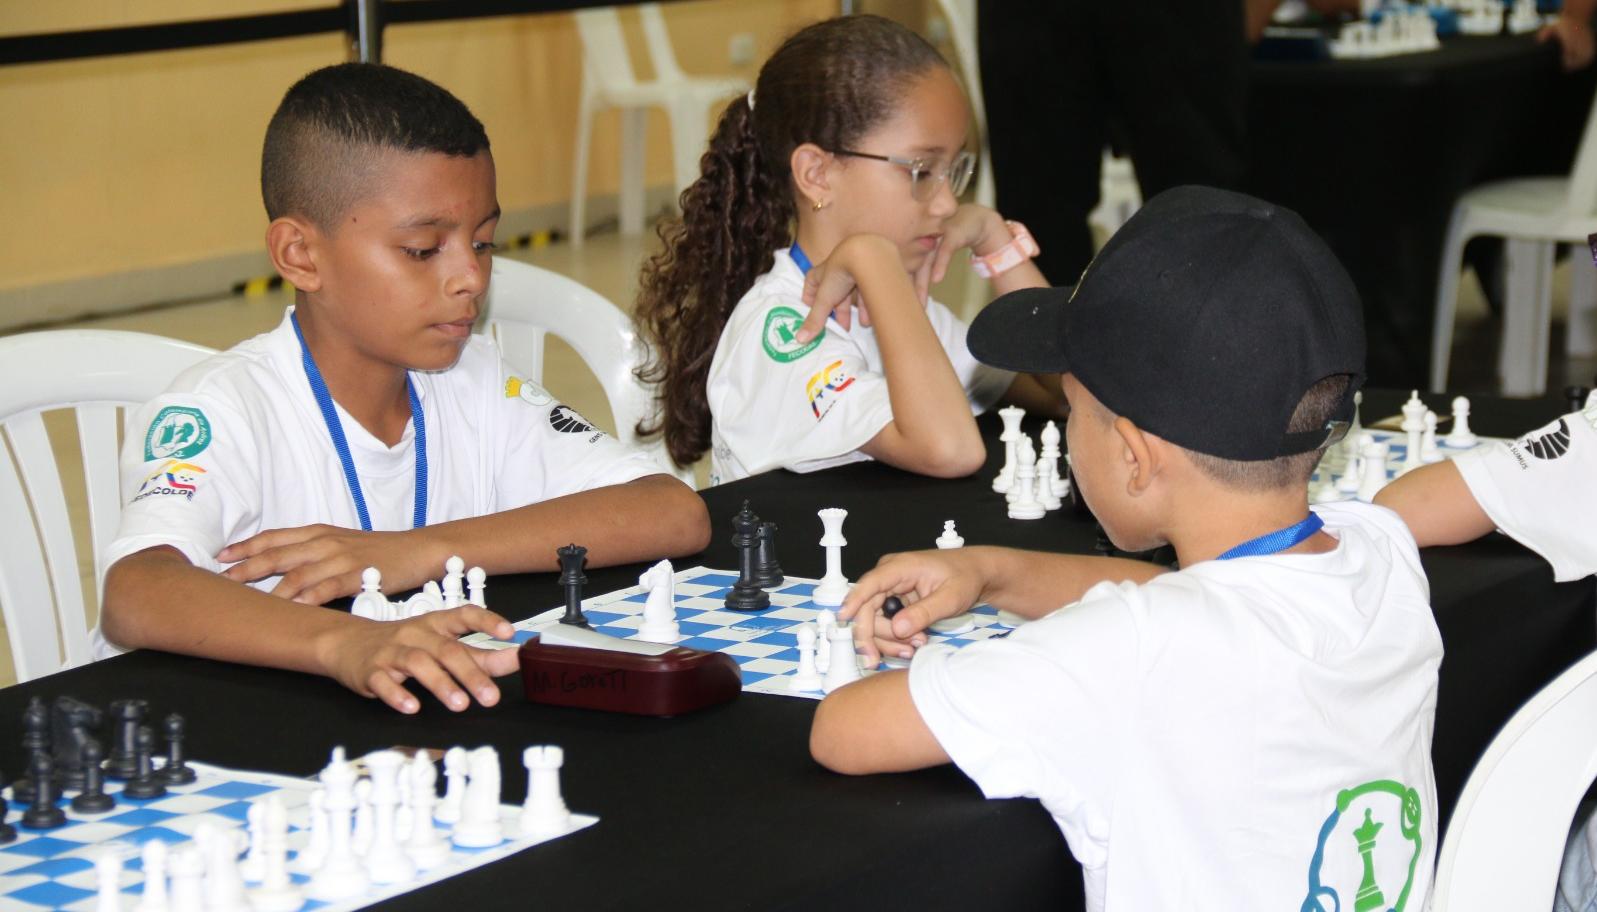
1431, 648, 1597, 910
638, 4, 686, 84
574, 7, 638, 93
0, 329, 216, 682
1565, 84, 1597, 218
482, 257, 690, 484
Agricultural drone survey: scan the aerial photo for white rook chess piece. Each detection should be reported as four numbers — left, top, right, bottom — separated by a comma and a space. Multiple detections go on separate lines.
308, 748, 368, 901
466, 566, 487, 609
249, 797, 303, 912
822, 624, 863, 693
790, 624, 823, 693
1008, 438, 1045, 520
1421, 410, 1444, 463
1357, 438, 1391, 503
363, 750, 415, 885
636, 559, 680, 644
451, 746, 503, 848
1400, 390, 1426, 475
935, 520, 964, 549
814, 508, 850, 607
436, 747, 467, 824
405, 754, 449, 870
520, 746, 572, 838
1038, 421, 1064, 510
993, 406, 1025, 493
352, 567, 387, 621
1446, 395, 1477, 447
138, 840, 169, 912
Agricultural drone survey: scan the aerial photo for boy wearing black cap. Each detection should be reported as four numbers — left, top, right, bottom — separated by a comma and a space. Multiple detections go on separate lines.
812, 186, 1441, 910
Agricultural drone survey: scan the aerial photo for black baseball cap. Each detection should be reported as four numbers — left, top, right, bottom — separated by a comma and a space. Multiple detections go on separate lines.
968, 186, 1364, 461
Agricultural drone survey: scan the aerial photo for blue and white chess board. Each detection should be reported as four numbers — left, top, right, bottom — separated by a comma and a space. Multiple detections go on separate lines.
0, 761, 596, 911
464, 566, 1017, 701
1309, 428, 1494, 502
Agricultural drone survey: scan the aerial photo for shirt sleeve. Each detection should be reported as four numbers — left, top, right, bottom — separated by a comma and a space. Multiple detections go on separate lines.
1451, 408, 1597, 582
925, 298, 1016, 414
493, 370, 664, 507
104, 393, 264, 574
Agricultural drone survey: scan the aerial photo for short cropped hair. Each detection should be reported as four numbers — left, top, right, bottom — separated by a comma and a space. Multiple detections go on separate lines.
1183, 374, 1353, 492
261, 63, 490, 229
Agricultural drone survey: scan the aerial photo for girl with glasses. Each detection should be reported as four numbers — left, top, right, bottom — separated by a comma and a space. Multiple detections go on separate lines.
633, 15, 1065, 485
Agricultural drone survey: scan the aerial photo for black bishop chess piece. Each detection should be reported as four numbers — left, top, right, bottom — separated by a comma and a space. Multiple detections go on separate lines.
121, 725, 166, 800
106, 699, 148, 781
158, 713, 197, 786
20, 751, 65, 830
70, 739, 115, 815
725, 501, 771, 612
12, 697, 49, 805
751, 521, 784, 590
557, 544, 590, 627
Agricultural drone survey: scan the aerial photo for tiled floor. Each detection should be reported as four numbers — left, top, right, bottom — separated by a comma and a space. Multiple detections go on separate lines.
1, 224, 1593, 689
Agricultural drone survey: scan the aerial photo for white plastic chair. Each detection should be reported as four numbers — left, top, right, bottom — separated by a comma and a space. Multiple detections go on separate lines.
0, 330, 215, 682
568, 4, 748, 245
1430, 88, 1597, 396
482, 257, 691, 485
1431, 648, 1597, 910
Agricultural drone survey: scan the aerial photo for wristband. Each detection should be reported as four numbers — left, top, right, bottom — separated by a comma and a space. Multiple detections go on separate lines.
970, 221, 1040, 279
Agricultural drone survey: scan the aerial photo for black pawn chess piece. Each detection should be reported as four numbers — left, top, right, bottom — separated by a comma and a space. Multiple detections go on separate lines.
106, 699, 148, 781
12, 697, 49, 804
725, 501, 770, 612
70, 739, 114, 815
557, 544, 590, 628
158, 714, 196, 786
20, 752, 65, 829
751, 521, 784, 589
121, 725, 166, 800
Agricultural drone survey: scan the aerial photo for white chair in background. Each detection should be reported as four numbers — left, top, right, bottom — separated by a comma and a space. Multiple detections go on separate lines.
569, 4, 748, 245
1430, 88, 1597, 396
0, 330, 215, 682
1431, 648, 1597, 910
482, 257, 692, 485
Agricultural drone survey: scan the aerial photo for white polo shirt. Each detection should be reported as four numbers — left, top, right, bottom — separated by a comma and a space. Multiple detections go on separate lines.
704, 248, 1013, 485
1452, 400, 1597, 581
909, 501, 1442, 911
98, 307, 662, 656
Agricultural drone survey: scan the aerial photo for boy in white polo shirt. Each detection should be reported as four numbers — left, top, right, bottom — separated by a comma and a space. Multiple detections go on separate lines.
100, 64, 709, 715
812, 187, 1442, 910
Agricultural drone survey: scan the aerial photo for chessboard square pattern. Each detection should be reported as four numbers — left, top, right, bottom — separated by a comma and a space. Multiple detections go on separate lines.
5, 881, 92, 908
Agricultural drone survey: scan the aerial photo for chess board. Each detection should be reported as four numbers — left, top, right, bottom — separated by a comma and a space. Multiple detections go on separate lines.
0, 760, 597, 912
1308, 428, 1496, 502
463, 566, 1017, 701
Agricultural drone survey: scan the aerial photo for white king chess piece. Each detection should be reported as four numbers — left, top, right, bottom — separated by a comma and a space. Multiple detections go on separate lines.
813, 508, 850, 607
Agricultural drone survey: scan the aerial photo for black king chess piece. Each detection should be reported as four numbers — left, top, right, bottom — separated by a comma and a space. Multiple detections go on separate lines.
751, 520, 784, 589
725, 501, 771, 612
557, 543, 590, 627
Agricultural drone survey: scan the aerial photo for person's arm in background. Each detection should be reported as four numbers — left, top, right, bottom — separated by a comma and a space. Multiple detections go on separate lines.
1542, 0, 1597, 70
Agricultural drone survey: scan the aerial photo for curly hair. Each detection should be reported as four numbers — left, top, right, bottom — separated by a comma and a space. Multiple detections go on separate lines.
632, 15, 948, 468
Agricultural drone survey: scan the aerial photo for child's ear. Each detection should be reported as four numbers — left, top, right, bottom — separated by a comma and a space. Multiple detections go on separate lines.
266, 216, 322, 294
789, 143, 835, 211
1115, 417, 1161, 496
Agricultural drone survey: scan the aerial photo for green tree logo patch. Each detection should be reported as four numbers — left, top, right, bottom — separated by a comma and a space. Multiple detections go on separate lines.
144, 406, 212, 461
761, 306, 822, 363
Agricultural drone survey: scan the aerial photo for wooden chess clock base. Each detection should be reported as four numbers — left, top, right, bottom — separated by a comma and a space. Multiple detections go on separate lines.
518, 625, 742, 717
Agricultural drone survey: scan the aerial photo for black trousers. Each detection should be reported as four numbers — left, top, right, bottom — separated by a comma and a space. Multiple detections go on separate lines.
978, 1, 1249, 284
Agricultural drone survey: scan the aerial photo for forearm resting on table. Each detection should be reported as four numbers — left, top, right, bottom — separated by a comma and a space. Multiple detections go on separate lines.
811, 670, 949, 775
972, 546, 1167, 618
1373, 460, 1495, 547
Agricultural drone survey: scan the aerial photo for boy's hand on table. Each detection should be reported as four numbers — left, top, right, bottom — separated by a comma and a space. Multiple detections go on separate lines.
219, 525, 428, 605
319, 606, 519, 714
841, 549, 984, 667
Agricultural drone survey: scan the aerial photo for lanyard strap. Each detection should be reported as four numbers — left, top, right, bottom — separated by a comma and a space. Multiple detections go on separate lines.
1216, 513, 1324, 561
789, 243, 813, 275
290, 312, 428, 532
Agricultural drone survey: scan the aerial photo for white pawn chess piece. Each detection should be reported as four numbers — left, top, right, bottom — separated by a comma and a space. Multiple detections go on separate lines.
197, 824, 248, 912
520, 746, 572, 838
935, 520, 964, 550
1038, 421, 1064, 510
993, 405, 1025, 493
167, 846, 204, 912
308, 748, 368, 902
452, 746, 504, 848
436, 746, 467, 824
352, 567, 387, 621
1340, 390, 1364, 462
289, 788, 328, 874
466, 566, 487, 608
442, 555, 466, 609
1357, 439, 1391, 503
239, 801, 267, 883
822, 624, 863, 693
249, 797, 303, 912
1008, 439, 1045, 520
813, 610, 835, 674
1400, 390, 1426, 475
1421, 410, 1444, 463
1446, 395, 1477, 447
138, 840, 170, 912
351, 778, 374, 857
790, 624, 823, 693
813, 508, 850, 607
405, 754, 450, 870
636, 559, 680, 644
95, 850, 123, 912
363, 750, 416, 885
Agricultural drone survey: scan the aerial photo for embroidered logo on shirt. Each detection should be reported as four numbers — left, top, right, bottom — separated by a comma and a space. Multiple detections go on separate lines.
1301, 779, 1424, 912
761, 306, 822, 363
805, 360, 856, 420
505, 376, 554, 407
549, 405, 598, 436
131, 461, 207, 503
143, 406, 212, 461
1515, 417, 1572, 460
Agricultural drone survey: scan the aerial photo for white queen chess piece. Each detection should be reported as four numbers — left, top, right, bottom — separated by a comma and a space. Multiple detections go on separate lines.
362, 750, 415, 885
636, 560, 679, 644
307, 748, 368, 901
813, 508, 850, 607
993, 406, 1025, 493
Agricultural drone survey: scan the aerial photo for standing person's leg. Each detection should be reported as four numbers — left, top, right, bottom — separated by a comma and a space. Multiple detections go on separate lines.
978, 0, 1105, 283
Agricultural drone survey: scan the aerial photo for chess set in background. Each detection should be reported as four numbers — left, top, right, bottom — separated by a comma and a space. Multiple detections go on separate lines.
989, 406, 1071, 522
0, 696, 595, 911
1310, 391, 1492, 504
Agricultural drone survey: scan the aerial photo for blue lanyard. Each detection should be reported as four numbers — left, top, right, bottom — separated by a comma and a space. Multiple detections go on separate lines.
290, 312, 428, 532
1216, 513, 1324, 560
789, 243, 812, 275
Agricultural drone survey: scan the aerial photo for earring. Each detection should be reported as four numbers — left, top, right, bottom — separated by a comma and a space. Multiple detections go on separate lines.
812, 199, 829, 212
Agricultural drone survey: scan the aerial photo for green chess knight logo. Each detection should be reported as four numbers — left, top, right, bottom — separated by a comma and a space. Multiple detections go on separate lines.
1301, 780, 1425, 912
761, 305, 822, 363
143, 406, 212, 461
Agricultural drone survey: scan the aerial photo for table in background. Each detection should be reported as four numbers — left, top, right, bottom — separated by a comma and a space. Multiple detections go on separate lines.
1246, 34, 1597, 388
0, 391, 1587, 909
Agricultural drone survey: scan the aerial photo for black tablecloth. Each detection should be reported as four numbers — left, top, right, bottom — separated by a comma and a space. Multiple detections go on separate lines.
0, 391, 1588, 909
1247, 34, 1597, 387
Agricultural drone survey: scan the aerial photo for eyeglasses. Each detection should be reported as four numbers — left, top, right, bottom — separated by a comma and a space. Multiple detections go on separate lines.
831, 148, 977, 202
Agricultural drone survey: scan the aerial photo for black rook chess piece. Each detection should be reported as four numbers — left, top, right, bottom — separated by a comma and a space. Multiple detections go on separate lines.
752, 521, 784, 590
70, 739, 114, 815
20, 752, 65, 829
725, 502, 771, 613
106, 699, 148, 781
158, 714, 197, 786
557, 544, 590, 627
121, 725, 166, 800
